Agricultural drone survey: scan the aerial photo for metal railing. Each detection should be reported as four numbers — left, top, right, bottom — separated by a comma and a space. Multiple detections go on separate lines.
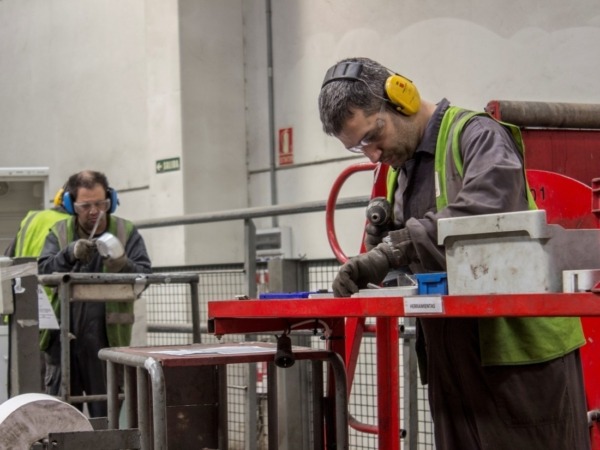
129, 195, 433, 449
37, 272, 202, 407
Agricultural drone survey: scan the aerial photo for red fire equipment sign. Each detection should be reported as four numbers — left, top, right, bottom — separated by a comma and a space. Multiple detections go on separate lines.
278, 127, 293, 165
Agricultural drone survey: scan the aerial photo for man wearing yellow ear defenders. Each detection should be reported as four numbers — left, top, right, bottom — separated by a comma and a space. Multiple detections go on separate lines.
319, 57, 590, 450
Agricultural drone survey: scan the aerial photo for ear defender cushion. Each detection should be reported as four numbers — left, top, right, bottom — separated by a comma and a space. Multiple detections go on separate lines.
108, 188, 119, 214
62, 191, 75, 215
384, 74, 421, 116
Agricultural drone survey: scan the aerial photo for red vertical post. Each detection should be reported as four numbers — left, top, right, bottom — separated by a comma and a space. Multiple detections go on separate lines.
592, 178, 600, 226
376, 317, 400, 450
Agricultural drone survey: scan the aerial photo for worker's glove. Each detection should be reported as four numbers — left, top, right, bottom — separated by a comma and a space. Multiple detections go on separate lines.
333, 228, 414, 297
69, 239, 97, 264
103, 254, 129, 273
364, 223, 389, 251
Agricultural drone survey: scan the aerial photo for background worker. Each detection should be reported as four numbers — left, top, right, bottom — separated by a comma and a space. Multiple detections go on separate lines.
4, 184, 70, 391
318, 57, 590, 450
4, 186, 70, 259
38, 170, 152, 417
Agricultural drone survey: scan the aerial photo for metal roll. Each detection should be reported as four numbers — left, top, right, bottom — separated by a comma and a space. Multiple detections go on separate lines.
486, 100, 600, 129
0, 393, 93, 448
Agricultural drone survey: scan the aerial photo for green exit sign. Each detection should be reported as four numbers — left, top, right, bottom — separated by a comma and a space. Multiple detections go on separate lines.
156, 157, 181, 173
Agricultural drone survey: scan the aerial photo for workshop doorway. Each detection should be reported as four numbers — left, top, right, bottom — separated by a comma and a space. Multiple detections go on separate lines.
0, 168, 50, 255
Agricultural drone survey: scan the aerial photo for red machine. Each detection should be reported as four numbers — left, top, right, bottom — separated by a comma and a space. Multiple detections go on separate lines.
326, 100, 600, 447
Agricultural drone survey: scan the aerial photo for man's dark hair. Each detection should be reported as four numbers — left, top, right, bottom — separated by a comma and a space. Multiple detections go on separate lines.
65, 170, 110, 201
318, 57, 391, 135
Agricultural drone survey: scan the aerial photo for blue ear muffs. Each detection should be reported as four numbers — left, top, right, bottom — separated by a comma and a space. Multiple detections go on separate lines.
107, 188, 119, 214
62, 188, 119, 215
62, 191, 75, 215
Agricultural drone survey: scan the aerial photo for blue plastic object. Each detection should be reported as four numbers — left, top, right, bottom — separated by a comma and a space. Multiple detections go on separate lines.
415, 272, 448, 295
259, 291, 315, 299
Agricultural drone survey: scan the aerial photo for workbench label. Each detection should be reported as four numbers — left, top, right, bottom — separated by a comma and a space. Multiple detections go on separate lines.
404, 296, 444, 315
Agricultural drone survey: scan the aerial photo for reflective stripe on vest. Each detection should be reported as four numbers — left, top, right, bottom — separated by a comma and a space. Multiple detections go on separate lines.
386, 168, 398, 205
106, 311, 135, 325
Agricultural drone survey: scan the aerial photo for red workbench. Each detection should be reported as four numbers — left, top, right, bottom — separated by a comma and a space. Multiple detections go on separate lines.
208, 291, 600, 450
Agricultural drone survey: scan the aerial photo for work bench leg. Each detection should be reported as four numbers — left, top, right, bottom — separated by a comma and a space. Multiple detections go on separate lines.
376, 317, 400, 450
106, 361, 119, 428
124, 365, 137, 429
267, 362, 278, 450
218, 366, 228, 450
311, 360, 325, 450
137, 367, 152, 450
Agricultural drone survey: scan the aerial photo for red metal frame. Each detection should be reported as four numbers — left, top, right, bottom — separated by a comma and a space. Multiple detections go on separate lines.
209, 293, 600, 327
326, 162, 387, 264
325, 161, 391, 414
593, 178, 600, 222
527, 169, 599, 229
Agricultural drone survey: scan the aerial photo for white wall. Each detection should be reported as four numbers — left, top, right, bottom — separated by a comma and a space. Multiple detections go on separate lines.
1, 0, 599, 266
178, 0, 247, 265
243, 0, 600, 260
0, 0, 247, 266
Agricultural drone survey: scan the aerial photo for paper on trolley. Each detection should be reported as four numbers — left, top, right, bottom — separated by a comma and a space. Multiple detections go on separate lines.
151, 345, 275, 356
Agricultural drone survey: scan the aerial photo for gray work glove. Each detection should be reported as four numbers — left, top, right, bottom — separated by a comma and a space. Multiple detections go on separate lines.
364, 223, 389, 251
333, 228, 414, 297
103, 254, 129, 273
69, 239, 97, 264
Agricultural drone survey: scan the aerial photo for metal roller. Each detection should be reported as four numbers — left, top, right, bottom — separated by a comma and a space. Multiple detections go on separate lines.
486, 100, 600, 129
0, 393, 93, 448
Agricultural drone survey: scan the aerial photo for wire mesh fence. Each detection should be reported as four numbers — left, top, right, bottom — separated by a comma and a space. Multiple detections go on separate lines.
143, 260, 435, 449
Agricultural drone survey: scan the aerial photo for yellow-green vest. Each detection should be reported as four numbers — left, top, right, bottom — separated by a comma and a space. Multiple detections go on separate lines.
14, 209, 70, 258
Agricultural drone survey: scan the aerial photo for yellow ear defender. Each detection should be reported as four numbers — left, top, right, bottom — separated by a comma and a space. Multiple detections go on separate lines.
53, 187, 65, 207
321, 61, 421, 116
384, 73, 421, 116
